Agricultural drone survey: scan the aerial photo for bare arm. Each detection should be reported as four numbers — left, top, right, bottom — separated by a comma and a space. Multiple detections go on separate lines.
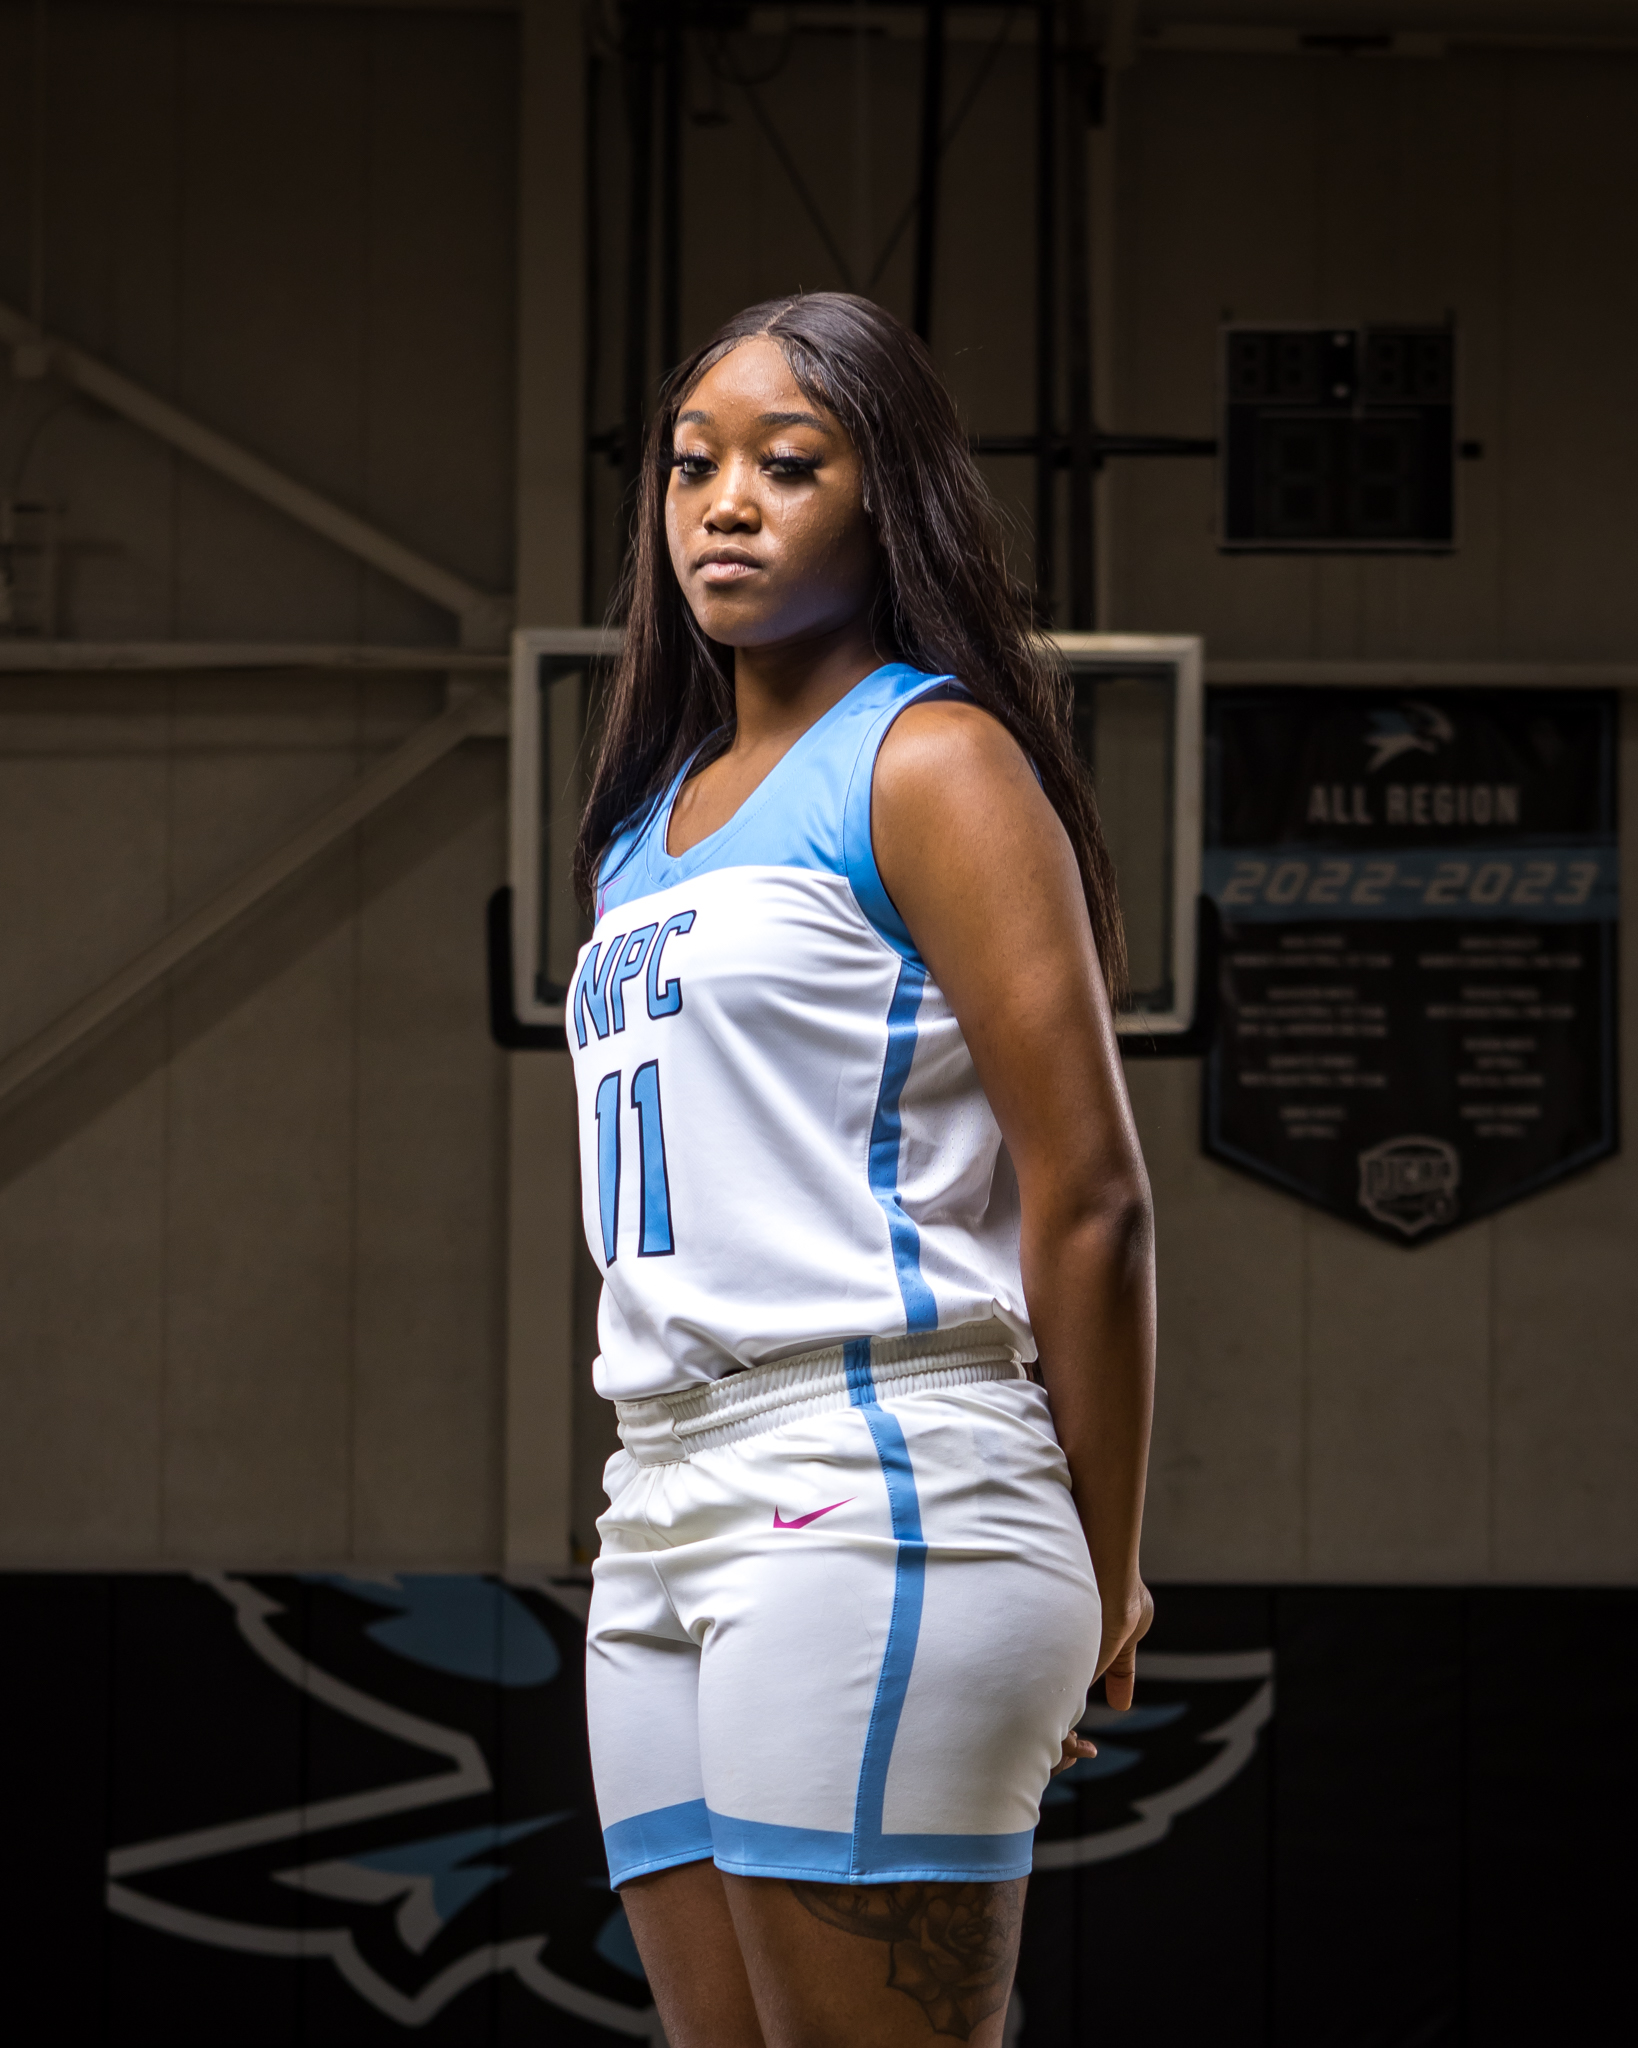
873, 701, 1155, 1708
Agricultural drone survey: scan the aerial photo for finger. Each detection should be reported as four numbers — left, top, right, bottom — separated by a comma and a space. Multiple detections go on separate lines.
1102, 1641, 1137, 1712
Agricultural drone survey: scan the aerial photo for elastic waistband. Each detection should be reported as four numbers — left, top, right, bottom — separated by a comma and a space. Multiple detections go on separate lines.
614, 1320, 1027, 1465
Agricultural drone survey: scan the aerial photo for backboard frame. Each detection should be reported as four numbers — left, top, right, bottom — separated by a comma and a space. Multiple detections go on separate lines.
507, 626, 619, 1033
1053, 633, 1204, 1039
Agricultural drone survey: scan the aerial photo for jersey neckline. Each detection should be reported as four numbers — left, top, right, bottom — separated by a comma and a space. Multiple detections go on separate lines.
645, 660, 921, 890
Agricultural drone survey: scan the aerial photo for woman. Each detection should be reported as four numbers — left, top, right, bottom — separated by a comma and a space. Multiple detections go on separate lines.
570, 293, 1154, 2048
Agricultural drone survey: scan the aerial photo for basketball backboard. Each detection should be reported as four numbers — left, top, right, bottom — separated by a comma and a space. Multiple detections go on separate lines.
506, 629, 1204, 1045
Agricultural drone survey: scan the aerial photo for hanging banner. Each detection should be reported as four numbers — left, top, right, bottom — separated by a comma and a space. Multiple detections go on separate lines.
1202, 689, 1618, 1244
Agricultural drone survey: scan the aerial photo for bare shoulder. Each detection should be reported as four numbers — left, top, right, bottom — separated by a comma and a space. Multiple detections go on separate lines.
873, 697, 1043, 824
871, 695, 1082, 945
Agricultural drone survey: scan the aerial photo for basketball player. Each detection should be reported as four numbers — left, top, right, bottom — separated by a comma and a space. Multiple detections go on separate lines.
569, 294, 1154, 2047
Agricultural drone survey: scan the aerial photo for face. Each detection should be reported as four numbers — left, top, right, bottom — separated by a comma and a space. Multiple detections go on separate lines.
665, 335, 877, 650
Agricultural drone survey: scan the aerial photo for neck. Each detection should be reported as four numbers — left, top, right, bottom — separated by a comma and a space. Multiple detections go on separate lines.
729, 617, 884, 752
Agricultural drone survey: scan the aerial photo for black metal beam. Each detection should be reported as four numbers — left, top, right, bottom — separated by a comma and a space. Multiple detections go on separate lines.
582, 44, 603, 624
973, 432, 1219, 462
1064, 0, 1095, 627
1094, 432, 1219, 459
660, 2, 683, 376
911, 0, 947, 342
1034, 0, 1057, 616
620, 1, 656, 534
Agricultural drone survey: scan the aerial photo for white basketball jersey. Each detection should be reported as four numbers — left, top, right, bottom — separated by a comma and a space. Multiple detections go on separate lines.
569, 662, 1032, 1401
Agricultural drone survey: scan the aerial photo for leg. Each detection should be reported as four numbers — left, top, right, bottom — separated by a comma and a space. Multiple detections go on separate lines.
621, 1858, 767, 2048
588, 1532, 757, 2040
623, 1386, 1084, 2043
723, 1873, 1026, 2048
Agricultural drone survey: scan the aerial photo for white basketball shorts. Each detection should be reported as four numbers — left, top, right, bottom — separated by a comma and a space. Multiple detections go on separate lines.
586, 1324, 1101, 1889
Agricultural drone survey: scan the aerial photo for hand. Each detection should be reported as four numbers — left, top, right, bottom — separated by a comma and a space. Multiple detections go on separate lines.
1049, 1581, 1155, 1776
1093, 1578, 1154, 1712
1051, 1729, 1098, 1777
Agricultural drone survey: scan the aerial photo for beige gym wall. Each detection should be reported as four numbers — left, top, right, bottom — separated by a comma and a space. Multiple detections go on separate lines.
1099, 47, 1638, 1583
0, 6, 1632, 1584
0, 0, 519, 1567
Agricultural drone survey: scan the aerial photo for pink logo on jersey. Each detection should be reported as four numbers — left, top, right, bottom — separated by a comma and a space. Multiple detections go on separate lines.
772, 1499, 853, 1530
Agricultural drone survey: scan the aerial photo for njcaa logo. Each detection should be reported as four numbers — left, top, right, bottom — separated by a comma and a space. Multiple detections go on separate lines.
1357, 1135, 1461, 1237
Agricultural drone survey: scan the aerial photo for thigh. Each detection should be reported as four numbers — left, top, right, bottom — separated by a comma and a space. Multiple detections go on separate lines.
724, 1872, 1026, 2048
620, 1860, 766, 2048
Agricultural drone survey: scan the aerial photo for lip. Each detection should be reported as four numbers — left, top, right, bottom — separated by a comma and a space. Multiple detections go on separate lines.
696, 548, 762, 585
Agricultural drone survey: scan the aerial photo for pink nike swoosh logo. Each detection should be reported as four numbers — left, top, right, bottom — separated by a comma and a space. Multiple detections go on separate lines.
773, 1499, 853, 1530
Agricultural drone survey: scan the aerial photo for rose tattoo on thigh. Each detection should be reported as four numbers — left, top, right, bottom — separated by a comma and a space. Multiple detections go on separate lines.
788, 1879, 1023, 2039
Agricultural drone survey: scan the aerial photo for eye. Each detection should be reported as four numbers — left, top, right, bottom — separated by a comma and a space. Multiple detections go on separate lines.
670, 451, 714, 480
766, 453, 820, 479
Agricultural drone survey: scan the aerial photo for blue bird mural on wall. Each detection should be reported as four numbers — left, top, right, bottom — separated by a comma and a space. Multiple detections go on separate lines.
100, 1575, 1271, 2035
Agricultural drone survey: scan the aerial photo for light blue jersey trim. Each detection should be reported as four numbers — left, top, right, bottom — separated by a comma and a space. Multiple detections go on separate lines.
840, 674, 971, 960
594, 664, 961, 956
867, 963, 938, 1332
602, 1798, 714, 1887
594, 790, 667, 922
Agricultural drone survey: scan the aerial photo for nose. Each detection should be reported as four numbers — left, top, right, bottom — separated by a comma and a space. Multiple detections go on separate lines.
703, 455, 761, 534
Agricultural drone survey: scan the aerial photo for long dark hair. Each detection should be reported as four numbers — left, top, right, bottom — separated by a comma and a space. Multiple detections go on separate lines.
574, 292, 1128, 1003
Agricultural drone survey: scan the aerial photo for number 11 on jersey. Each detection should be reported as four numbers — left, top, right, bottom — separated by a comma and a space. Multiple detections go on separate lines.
593, 1064, 674, 1263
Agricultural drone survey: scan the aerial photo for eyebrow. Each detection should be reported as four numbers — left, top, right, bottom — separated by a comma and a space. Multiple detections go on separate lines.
674, 408, 830, 431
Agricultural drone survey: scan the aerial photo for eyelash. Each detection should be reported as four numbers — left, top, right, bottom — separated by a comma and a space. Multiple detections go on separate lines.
669, 452, 819, 479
